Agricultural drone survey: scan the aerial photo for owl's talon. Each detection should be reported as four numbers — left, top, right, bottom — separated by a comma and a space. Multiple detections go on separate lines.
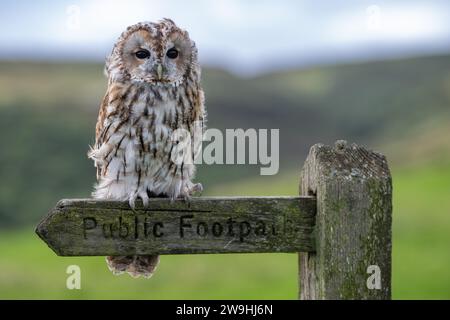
191, 183, 203, 195
139, 191, 150, 208
180, 194, 191, 203
128, 195, 137, 210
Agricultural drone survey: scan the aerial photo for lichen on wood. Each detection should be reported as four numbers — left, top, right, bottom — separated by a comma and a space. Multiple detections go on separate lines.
299, 140, 392, 300
36, 196, 316, 256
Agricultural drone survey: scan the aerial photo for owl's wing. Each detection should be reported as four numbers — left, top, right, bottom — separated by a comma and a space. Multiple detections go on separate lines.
95, 92, 109, 148
91, 92, 109, 179
191, 90, 206, 162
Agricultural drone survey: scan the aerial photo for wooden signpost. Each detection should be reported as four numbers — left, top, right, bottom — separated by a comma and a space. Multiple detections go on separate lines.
36, 141, 392, 300
36, 196, 316, 256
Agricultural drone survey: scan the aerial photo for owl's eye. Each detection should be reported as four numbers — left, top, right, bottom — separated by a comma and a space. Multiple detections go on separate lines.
135, 50, 150, 59
166, 48, 179, 59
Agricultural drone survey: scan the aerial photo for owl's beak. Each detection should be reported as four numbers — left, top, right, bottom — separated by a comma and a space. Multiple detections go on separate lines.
156, 64, 163, 80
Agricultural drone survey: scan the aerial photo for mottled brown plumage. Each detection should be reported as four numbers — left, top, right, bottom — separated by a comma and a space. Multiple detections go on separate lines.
88, 19, 206, 278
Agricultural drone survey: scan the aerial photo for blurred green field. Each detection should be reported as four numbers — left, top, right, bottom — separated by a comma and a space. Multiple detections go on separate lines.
0, 163, 449, 299
0, 57, 449, 299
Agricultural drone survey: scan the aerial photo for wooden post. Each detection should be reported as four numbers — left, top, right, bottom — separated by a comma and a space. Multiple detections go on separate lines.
36, 141, 393, 299
299, 140, 392, 299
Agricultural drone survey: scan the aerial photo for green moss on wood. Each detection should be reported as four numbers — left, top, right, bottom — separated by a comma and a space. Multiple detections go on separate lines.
36, 196, 316, 256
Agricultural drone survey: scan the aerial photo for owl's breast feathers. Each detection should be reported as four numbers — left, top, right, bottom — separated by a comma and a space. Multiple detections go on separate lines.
89, 79, 205, 201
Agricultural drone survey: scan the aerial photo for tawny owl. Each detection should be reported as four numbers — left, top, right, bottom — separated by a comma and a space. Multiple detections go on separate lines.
88, 19, 206, 278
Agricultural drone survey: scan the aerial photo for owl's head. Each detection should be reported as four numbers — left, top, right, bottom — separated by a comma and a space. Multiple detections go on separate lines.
107, 19, 199, 86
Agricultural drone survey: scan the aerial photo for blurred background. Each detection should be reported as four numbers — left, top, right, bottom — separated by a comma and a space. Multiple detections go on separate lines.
0, 0, 449, 299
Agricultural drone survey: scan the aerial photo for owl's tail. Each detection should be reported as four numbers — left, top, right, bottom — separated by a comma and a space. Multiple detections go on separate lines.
106, 255, 160, 278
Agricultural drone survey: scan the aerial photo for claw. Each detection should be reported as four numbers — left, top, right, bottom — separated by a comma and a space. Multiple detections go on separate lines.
181, 194, 191, 204
191, 183, 203, 195
139, 191, 149, 208
128, 193, 137, 210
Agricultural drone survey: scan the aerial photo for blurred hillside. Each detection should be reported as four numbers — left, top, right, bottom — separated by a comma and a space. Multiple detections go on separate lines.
0, 55, 450, 227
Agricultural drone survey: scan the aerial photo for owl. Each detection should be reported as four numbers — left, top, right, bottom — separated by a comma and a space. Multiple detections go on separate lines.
88, 19, 206, 278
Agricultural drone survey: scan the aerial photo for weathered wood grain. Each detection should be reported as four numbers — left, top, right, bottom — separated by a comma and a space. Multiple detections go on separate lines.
36, 196, 316, 256
299, 140, 392, 300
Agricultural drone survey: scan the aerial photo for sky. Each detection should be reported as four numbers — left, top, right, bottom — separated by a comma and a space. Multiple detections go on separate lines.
1, 0, 450, 74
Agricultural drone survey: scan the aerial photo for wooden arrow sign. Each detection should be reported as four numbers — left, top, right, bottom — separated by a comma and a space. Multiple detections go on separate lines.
35, 196, 316, 256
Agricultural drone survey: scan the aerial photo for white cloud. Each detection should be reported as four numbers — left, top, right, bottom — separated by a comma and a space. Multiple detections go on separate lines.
0, 0, 449, 74
327, 4, 449, 45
